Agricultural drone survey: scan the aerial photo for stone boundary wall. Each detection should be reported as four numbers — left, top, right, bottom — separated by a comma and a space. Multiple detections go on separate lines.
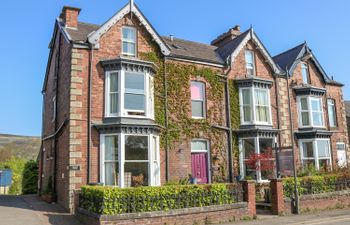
76, 202, 251, 225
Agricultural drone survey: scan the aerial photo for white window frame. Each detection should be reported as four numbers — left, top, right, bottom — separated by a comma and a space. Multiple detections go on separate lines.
245, 50, 256, 76
124, 71, 146, 114
100, 133, 160, 188
121, 26, 137, 57
299, 138, 332, 170
190, 81, 206, 119
327, 99, 337, 127
52, 96, 56, 123
239, 87, 272, 125
336, 142, 347, 168
190, 139, 211, 184
105, 70, 154, 119
297, 96, 324, 128
301, 62, 310, 84
239, 137, 276, 183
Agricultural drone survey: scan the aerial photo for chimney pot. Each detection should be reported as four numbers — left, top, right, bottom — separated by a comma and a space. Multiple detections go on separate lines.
170, 34, 174, 42
60, 6, 81, 29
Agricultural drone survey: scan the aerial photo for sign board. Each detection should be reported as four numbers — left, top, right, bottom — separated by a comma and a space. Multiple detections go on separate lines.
0, 169, 12, 186
69, 165, 80, 171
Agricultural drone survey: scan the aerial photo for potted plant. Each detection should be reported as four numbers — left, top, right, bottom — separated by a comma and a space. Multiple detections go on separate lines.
41, 176, 55, 203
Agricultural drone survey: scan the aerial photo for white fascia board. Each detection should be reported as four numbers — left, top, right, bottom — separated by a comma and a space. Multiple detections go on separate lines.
230, 30, 283, 75
56, 18, 72, 44
251, 32, 283, 74
87, 3, 170, 56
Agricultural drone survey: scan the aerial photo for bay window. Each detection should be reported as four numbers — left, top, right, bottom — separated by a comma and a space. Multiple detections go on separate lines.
191, 81, 206, 118
105, 70, 154, 119
297, 96, 324, 127
240, 137, 275, 182
122, 26, 137, 56
101, 133, 160, 187
327, 99, 337, 127
239, 87, 271, 125
299, 139, 331, 170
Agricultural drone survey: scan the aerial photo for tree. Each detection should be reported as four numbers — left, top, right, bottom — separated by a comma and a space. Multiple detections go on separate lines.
22, 160, 38, 194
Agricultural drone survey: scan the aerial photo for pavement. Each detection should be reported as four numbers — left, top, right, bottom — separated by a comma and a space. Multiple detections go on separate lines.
1, 195, 350, 225
223, 208, 350, 225
0, 195, 82, 225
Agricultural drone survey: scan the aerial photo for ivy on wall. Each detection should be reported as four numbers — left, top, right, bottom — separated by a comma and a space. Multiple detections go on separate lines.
140, 50, 240, 181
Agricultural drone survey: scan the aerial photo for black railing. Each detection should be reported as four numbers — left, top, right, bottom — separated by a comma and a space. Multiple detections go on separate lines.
79, 188, 243, 215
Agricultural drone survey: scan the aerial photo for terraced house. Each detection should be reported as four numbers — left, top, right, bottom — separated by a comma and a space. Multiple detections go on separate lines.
39, 1, 349, 212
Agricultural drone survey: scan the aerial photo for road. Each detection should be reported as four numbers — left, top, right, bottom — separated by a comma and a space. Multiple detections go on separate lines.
0, 195, 82, 225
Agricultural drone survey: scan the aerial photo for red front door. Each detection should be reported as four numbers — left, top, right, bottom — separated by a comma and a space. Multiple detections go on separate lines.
191, 153, 208, 184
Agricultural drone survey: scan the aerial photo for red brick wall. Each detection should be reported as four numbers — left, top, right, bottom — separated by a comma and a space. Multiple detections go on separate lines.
285, 60, 349, 169
227, 40, 278, 128
40, 30, 72, 210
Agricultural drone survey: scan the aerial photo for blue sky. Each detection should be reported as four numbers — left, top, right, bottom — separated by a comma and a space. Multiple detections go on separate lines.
0, 0, 349, 136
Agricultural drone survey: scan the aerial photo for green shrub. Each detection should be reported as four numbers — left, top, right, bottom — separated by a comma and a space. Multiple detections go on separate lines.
283, 174, 348, 198
22, 160, 38, 194
80, 183, 241, 215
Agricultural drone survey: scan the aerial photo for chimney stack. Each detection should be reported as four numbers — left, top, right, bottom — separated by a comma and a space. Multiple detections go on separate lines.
211, 25, 241, 47
60, 6, 81, 29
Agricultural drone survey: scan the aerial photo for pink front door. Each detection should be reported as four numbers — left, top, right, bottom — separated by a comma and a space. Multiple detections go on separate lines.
191, 153, 208, 184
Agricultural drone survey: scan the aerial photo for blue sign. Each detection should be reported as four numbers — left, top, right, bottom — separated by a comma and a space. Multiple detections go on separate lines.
0, 169, 12, 186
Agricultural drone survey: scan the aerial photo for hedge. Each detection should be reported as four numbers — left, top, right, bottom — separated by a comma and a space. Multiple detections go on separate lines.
283, 174, 344, 198
80, 183, 242, 215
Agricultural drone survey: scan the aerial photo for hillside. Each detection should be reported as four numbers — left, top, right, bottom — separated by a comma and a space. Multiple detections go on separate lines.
0, 134, 40, 162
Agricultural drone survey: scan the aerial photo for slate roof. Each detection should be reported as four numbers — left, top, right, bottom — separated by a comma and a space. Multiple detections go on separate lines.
215, 30, 250, 61
161, 36, 224, 65
345, 101, 350, 117
66, 22, 100, 42
273, 43, 305, 71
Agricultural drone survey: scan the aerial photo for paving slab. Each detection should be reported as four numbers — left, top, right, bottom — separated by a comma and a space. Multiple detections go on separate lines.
0, 195, 82, 225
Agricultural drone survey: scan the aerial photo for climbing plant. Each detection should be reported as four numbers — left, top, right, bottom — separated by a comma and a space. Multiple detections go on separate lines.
140, 49, 240, 181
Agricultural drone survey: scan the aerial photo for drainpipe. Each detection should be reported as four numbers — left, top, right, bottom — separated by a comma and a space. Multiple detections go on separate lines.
274, 74, 282, 178
87, 43, 94, 184
285, 67, 299, 214
225, 79, 234, 182
53, 32, 62, 200
163, 56, 170, 182
39, 91, 46, 194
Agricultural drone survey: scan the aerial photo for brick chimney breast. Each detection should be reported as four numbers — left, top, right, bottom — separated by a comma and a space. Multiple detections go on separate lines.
211, 25, 241, 47
60, 6, 81, 29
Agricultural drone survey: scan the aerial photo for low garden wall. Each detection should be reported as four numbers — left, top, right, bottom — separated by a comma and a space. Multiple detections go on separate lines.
288, 190, 350, 213
75, 181, 256, 225
270, 175, 350, 215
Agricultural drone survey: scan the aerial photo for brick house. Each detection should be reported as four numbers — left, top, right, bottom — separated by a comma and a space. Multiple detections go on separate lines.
39, 2, 349, 212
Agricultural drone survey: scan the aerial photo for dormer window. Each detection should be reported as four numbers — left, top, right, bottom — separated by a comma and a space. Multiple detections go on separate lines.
301, 63, 310, 84
122, 27, 137, 56
245, 50, 256, 76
